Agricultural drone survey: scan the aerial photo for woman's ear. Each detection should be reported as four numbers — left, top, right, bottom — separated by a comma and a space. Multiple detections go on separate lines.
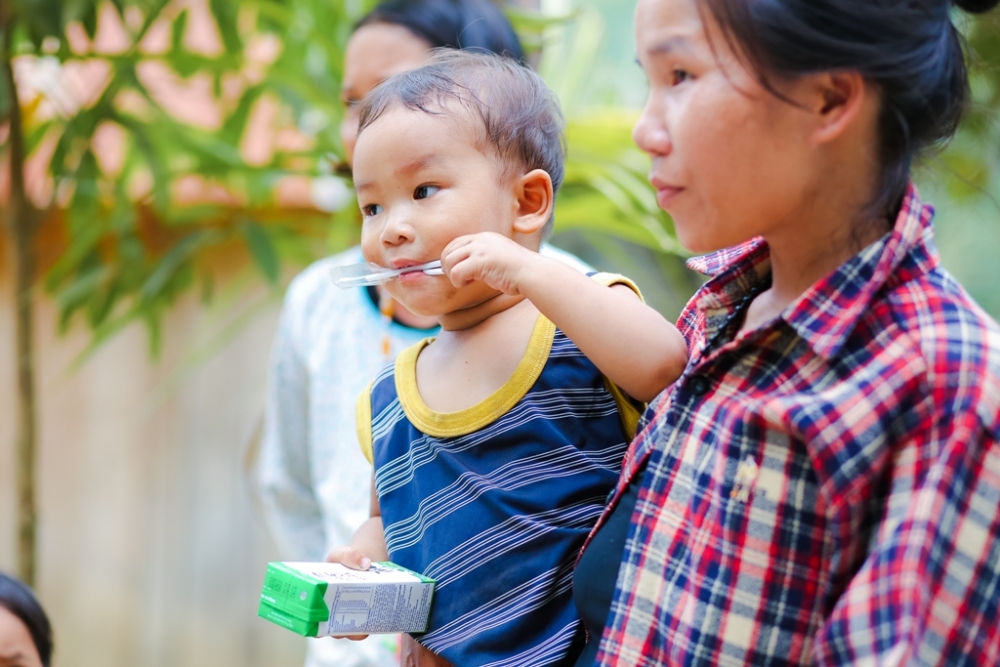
807, 70, 875, 146
512, 169, 554, 235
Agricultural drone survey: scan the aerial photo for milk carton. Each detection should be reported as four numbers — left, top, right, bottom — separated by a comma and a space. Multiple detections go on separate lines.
257, 561, 436, 637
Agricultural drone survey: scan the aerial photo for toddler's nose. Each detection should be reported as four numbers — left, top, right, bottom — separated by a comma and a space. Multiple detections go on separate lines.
380, 213, 416, 247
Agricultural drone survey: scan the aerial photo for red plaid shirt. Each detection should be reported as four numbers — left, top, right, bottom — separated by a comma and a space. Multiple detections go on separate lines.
593, 185, 1000, 666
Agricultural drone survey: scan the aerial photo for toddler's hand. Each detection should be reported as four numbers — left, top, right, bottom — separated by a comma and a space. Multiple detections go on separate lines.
326, 545, 373, 571
441, 232, 536, 295
325, 546, 373, 641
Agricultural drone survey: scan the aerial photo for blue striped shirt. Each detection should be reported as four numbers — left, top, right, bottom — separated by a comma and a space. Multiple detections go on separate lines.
358, 283, 640, 666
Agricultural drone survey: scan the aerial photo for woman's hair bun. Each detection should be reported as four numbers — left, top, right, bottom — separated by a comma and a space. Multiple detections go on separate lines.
953, 0, 1000, 14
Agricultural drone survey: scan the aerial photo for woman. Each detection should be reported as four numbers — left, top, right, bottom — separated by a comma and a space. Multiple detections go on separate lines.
0, 573, 52, 667
572, 0, 1000, 665
255, 2, 586, 666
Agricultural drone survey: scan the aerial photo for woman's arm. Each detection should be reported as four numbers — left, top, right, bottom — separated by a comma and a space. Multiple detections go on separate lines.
442, 232, 689, 401
812, 413, 1000, 664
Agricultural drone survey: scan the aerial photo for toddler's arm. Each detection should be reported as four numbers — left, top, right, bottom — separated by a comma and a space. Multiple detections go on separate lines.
442, 232, 688, 402
326, 475, 388, 568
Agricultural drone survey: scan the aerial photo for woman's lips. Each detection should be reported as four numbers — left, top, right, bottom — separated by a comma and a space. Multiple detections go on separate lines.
650, 177, 683, 209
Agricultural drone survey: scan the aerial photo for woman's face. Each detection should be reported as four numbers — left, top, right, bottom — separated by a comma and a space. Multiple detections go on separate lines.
0, 606, 43, 667
633, 0, 819, 253
340, 23, 433, 166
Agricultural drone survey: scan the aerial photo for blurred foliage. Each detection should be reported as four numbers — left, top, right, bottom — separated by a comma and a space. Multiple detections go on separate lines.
559, 111, 680, 254
934, 10, 1000, 200
535, 3, 682, 260
916, 10, 1000, 317
1, 0, 686, 360
3, 0, 999, 359
2, 0, 378, 359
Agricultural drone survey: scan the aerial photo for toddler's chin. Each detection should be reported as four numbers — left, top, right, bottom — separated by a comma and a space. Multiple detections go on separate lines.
385, 290, 440, 319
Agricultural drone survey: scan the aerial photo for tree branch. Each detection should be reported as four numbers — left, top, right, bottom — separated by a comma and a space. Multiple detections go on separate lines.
3, 8, 40, 589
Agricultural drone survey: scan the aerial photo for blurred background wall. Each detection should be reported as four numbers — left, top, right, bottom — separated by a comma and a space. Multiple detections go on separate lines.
1, 1, 998, 666
0, 283, 303, 665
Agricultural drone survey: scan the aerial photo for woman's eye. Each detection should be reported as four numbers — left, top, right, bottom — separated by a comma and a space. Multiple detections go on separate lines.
362, 203, 383, 217
671, 69, 691, 86
414, 185, 440, 200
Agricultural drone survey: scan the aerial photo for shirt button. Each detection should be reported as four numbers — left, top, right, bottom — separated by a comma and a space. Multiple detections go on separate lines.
688, 375, 711, 396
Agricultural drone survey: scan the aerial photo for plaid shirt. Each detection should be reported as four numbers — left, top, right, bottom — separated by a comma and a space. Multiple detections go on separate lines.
593, 185, 1000, 667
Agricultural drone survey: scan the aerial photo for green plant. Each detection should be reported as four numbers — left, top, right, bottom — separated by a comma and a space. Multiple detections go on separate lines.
0, 0, 376, 585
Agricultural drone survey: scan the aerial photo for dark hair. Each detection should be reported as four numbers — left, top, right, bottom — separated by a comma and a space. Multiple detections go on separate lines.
358, 0, 524, 63
702, 0, 1000, 225
0, 573, 53, 666
358, 50, 565, 235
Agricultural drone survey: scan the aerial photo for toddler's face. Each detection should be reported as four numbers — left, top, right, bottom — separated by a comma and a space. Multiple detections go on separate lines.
353, 104, 518, 317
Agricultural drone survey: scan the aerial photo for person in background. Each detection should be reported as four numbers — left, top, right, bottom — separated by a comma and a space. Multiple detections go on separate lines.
255, 2, 589, 666
0, 573, 52, 667
572, 0, 1000, 665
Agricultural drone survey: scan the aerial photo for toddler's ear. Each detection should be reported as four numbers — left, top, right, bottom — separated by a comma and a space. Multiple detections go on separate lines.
512, 169, 553, 236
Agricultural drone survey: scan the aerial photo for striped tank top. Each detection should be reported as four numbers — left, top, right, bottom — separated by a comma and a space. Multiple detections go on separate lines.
357, 276, 641, 666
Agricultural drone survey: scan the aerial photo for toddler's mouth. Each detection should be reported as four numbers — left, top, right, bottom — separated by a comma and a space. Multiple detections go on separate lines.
329, 260, 443, 288
396, 262, 440, 275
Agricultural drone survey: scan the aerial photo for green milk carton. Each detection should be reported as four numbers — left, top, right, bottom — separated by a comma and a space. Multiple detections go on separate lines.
257, 561, 436, 637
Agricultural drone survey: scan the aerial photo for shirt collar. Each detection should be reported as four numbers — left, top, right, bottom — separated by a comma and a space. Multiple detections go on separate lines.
685, 184, 939, 360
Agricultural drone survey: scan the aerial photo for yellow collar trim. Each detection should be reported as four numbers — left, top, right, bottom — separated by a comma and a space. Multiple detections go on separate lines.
394, 315, 556, 438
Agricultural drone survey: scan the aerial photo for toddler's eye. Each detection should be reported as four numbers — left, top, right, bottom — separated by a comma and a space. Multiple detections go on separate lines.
362, 203, 383, 218
671, 69, 691, 86
414, 185, 440, 200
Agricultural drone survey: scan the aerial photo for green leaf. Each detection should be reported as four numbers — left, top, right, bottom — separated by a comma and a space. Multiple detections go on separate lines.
55, 263, 112, 332
171, 9, 189, 53
87, 279, 119, 328
66, 304, 142, 371
132, 0, 172, 43
143, 307, 164, 358
16, 0, 63, 46
219, 85, 263, 146
208, 0, 242, 55
242, 221, 280, 284
24, 119, 54, 153
113, 113, 172, 212
81, 0, 98, 40
141, 231, 221, 301
107, 0, 124, 20
45, 214, 104, 289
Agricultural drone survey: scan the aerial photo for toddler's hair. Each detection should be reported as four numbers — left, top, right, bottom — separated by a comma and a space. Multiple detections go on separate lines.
357, 49, 565, 236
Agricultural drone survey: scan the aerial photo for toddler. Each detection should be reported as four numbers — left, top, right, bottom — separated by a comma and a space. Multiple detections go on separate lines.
330, 50, 689, 666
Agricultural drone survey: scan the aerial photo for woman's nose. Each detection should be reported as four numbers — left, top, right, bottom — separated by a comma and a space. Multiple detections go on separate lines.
633, 95, 672, 157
